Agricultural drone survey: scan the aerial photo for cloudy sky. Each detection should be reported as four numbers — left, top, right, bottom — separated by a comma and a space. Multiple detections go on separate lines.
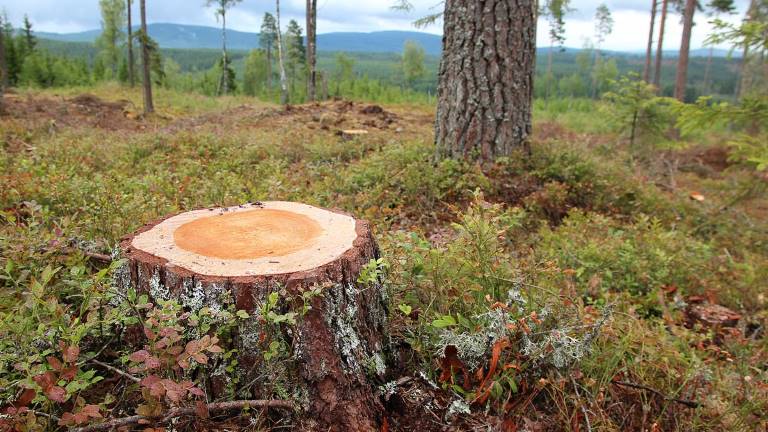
2, 0, 751, 51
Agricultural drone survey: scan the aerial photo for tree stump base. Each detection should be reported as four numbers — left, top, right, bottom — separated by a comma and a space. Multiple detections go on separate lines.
116, 202, 389, 430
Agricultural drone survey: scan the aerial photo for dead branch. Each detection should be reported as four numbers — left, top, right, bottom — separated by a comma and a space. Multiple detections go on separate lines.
89, 359, 140, 383
72, 399, 293, 432
610, 380, 702, 409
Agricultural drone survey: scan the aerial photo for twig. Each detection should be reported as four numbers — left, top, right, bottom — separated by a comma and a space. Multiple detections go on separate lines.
31, 410, 62, 423
610, 380, 702, 408
570, 375, 592, 432
89, 359, 141, 383
72, 399, 293, 432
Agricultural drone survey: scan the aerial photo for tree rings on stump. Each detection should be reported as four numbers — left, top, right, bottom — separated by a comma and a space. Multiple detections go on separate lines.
116, 201, 389, 430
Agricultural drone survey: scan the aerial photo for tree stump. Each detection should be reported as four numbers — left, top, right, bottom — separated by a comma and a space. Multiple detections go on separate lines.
116, 201, 389, 430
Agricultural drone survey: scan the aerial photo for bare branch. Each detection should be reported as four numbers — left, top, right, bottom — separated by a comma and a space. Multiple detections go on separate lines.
89, 359, 140, 383
611, 380, 702, 408
72, 399, 294, 432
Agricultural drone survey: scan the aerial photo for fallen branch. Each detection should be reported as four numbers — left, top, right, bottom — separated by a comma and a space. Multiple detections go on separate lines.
89, 360, 140, 383
72, 399, 293, 432
610, 380, 702, 409
66, 247, 112, 264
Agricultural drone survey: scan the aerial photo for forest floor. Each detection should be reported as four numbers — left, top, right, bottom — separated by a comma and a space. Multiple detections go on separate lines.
1, 84, 767, 431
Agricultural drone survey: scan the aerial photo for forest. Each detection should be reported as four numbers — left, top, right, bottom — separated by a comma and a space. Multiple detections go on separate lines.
0, 0, 767, 430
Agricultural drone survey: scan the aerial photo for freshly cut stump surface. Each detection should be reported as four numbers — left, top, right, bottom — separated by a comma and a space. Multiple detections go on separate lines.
117, 201, 389, 431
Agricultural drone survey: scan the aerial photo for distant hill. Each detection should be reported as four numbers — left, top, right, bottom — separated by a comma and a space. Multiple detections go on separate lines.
34, 23, 444, 55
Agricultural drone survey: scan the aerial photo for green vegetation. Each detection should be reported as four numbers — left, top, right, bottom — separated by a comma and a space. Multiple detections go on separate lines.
1, 80, 766, 429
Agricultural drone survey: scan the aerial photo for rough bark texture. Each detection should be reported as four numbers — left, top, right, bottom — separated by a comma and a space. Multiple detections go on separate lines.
653, 0, 668, 89
140, 0, 154, 114
674, 0, 696, 101
116, 207, 388, 431
306, 0, 317, 101
643, 0, 657, 83
435, 0, 535, 162
127, 0, 135, 88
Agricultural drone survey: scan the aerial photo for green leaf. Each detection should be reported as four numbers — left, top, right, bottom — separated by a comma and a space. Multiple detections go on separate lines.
397, 304, 412, 316
432, 315, 456, 328
236, 310, 250, 319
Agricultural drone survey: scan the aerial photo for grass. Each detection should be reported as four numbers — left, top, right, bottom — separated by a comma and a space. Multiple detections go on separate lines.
1, 84, 766, 430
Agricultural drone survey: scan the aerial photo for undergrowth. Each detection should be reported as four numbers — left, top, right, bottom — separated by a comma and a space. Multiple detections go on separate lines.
0, 86, 766, 430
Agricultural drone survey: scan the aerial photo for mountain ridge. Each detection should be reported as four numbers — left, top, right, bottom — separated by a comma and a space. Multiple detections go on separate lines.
32, 23, 736, 58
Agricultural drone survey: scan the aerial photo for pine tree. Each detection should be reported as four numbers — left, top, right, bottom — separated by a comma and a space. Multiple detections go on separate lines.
260, 13, 277, 94
139, 0, 153, 113
674, 0, 697, 101
653, 0, 669, 89
206, 0, 242, 96
402, 41, 426, 87
593, 4, 614, 97
127, 0, 135, 87
0, 15, 5, 113
243, 49, 268, 96
275, 0, 289, 105
542, 0, 571, 98
96, 0, 127, 79
285, 19, 306, 98
22, 15, 37, 54
643, 0, 657, 83
306, 0, 317, 101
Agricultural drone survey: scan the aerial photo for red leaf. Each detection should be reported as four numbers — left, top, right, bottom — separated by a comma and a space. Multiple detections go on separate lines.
47, 356, 63, 371
129, 350, 151, 363
81, 405, 102, 418
140, 375, 161, 388
46, 386, 68, 403
13, 388, 37, 408
33, 372, 56, 391
144, 356, 162, 370
62, 345, 80, 363
60, 366, 78, 381
58, 412, 75, 426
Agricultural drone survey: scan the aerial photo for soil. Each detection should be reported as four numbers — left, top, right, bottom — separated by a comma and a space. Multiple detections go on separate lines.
1, 92, 145, 131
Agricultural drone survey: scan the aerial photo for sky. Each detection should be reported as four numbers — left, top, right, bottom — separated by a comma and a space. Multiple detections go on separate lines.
1, 0, 752, 51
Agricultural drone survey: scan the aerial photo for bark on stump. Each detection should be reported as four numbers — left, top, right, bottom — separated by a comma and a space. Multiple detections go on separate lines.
116, 201, 388, 431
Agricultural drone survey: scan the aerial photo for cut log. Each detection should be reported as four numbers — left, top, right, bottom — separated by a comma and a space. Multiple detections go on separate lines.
116, 201, 389, 431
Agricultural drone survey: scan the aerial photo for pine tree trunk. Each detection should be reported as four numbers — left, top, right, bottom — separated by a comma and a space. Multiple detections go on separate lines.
306, 0, 317, 101
116, 202, 388, 430
591, 50, 602, 99
276, 0, 289, 105
218, 12, 229, 96
703, 47, 713, 94
0, 24, 5, 114
735, 0, 757, 99
674, 0, 696, 101
127, 0, 135, 88
140, 0, 154, 114
435, 0, 536, 162
643, 0, 657, 83
266, 43, 272, 94
653, 0, 668, 89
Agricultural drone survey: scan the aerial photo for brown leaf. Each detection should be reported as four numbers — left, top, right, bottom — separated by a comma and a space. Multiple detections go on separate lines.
195, 400, 209, 419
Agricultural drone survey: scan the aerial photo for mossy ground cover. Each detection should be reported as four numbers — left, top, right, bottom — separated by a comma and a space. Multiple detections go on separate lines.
1, 84, 766, 430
